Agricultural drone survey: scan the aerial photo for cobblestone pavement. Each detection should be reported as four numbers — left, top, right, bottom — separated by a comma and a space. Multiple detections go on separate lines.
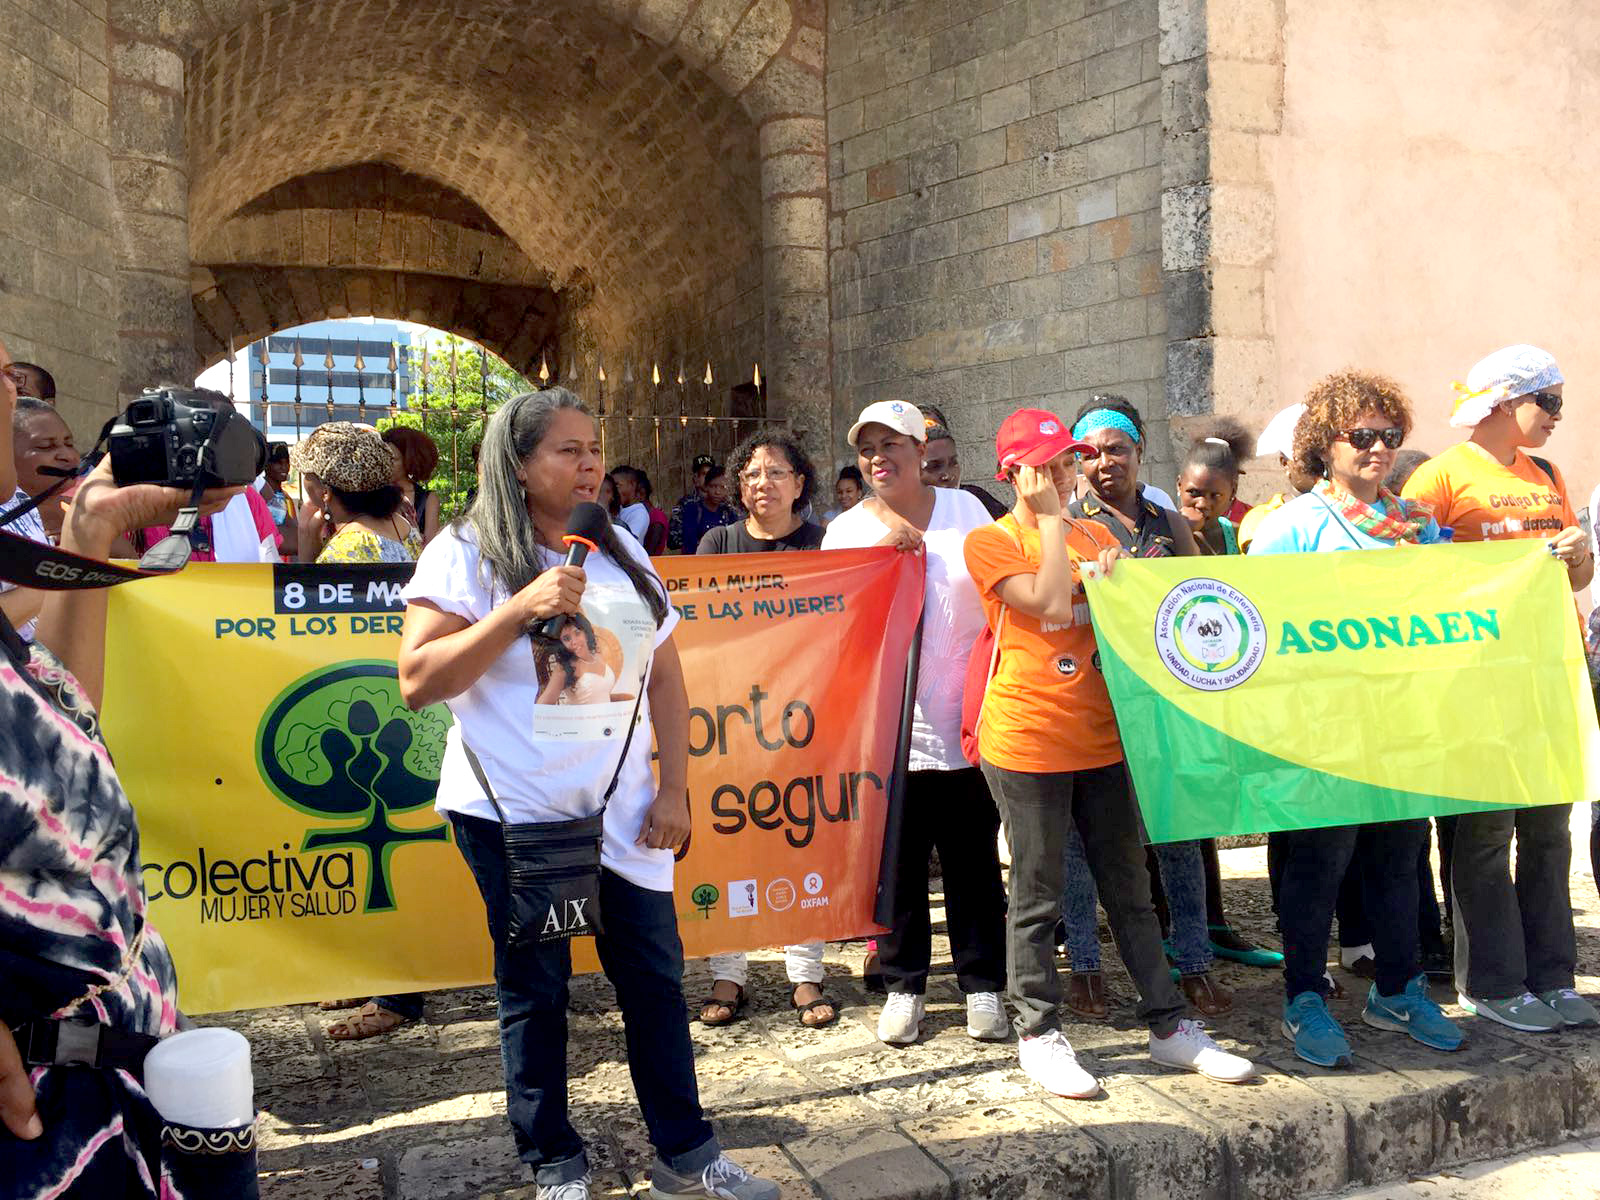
238, 830, 1600, 1200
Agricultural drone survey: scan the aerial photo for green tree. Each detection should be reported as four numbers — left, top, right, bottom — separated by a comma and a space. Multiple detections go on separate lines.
377, 334, 531, 520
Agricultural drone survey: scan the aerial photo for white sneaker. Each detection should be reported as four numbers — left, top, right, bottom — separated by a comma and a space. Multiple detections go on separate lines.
877, 992, 925, 1045
1150, 1018, 1256, 1083
965, 991, 1010, 1041
1018, 1029, 1099, 1098
536, 1176, 590, 1200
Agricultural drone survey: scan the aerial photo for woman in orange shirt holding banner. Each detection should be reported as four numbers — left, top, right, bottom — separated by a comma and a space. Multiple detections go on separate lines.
1402, 345, 1599, 1033
963, 409, 1256, 1099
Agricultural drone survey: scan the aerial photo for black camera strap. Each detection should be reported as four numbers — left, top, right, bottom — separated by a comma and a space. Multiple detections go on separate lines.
0, 527, 160, 589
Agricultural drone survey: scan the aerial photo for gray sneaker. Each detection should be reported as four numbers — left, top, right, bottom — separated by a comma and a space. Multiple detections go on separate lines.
649, 1154, 780, 1200
1458, 991, 1564, 1032
965, 991, 1010, 1041
536, 1176, 590, 1200
1539, 988, 1600, 1028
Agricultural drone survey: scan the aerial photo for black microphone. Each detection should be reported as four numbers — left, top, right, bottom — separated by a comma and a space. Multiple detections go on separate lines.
537, 501, 612, 639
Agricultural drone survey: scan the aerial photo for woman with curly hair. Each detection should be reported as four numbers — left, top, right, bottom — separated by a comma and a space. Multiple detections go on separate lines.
695, 431, 823, 554
1249, 369, 1464, 1068
694, 431, 835, 1029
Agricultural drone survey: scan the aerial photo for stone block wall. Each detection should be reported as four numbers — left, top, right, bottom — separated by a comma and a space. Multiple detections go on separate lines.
826, 0, 1174, 487
1158, 0, 1282, 496
0, 0, 119, 432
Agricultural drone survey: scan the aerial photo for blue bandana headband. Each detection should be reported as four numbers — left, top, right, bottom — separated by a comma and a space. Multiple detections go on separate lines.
1071, 408, 1141, 444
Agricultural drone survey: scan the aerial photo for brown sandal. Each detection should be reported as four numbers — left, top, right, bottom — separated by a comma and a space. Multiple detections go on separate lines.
325, 1001, 411, 1040
698, 982, 746, 1026
317, 997, 366, 1011
1180, 972, 1235, 1016
1064, 971, 1107, 1019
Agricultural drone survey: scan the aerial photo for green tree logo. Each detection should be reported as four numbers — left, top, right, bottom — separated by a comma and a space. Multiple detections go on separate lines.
257, 661, 451, 912
691, 883, 720, 918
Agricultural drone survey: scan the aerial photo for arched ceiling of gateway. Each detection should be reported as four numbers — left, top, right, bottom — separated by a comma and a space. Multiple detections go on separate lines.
195, 164, 553, 289
184, 0, 780, 340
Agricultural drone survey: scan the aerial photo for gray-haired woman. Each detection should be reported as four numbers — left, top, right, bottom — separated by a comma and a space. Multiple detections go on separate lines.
397, 388, 778, 1200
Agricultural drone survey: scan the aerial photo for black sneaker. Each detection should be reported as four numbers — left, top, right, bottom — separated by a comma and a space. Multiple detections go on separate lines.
1420, 947, 1453, 983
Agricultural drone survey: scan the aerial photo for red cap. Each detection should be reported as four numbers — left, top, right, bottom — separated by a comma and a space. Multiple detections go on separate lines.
993, 408, 1097, 480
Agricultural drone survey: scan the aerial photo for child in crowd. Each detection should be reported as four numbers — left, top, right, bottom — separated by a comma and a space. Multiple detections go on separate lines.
1177, 421, 1252, 556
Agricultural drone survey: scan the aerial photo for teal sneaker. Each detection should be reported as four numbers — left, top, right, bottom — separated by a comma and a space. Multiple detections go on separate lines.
1210, 924, 1284, 969
1538, 989, 1600, 1028
1281, 990, 1352, 1068
1363, 975, 1464, 1051
1458, 991, 1563, 1032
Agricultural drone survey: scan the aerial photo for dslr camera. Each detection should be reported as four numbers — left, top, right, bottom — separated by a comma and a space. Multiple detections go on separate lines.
108, 387, 268, 490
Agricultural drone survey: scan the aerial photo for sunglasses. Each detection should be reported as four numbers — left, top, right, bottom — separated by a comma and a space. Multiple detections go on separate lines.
1337, 427, 1405, 451
1524, 390, 1563, 416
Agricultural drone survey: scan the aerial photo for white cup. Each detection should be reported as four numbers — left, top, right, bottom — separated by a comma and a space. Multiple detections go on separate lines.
143, 1027, 254, 1129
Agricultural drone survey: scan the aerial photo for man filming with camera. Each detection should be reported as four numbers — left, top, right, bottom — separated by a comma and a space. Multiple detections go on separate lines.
0, 336, 260, 1196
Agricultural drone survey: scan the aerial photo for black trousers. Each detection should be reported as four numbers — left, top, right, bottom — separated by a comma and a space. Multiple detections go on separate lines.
1275, 820, 1428, 999
879, 767, 1008, 995
1450, 805, 1576, 998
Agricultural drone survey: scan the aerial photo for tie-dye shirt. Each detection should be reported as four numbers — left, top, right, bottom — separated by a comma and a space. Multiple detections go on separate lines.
0, 615, 184, 1196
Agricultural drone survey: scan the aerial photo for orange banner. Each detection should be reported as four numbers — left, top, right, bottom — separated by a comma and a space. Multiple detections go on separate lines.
104, 548, 922, 1011
658, 547, 922, 957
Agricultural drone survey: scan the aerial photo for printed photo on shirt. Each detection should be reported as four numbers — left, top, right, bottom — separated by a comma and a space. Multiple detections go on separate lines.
528, 580, 657, 741
533, 613, 631, 706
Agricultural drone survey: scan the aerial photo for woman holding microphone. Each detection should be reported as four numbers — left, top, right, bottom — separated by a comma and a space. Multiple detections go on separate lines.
398, 387, 777, 1200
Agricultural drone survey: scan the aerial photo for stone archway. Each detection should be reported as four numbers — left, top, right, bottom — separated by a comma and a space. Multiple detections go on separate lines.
106, 0, 830, 469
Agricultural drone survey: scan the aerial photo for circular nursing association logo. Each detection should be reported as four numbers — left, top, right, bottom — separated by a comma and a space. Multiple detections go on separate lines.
1153, 579, 1266, 692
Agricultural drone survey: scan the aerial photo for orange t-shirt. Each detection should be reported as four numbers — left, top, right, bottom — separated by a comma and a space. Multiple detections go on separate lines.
1400, 441, 1577, 543
963, 514, 1123, 774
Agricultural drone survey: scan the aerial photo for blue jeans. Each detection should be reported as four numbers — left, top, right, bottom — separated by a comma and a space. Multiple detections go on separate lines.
451, 812, 718, 1187
1062, 828, 1212, 975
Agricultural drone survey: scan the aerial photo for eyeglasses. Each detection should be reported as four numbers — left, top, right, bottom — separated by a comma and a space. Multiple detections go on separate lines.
1337, 427, 1405, 451
1525, 390, 1563, 416
740, 467, 794, 484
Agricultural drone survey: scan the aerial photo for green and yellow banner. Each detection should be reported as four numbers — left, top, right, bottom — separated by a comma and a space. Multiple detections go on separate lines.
1083, 541, 1597, 842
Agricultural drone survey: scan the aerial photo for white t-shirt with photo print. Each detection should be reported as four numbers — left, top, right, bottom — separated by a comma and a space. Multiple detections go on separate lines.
402, 523, 680, 892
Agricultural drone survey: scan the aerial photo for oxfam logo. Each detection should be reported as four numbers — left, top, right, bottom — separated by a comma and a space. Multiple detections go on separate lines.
1153, 580, 1265, 692
257, 661, 452, 912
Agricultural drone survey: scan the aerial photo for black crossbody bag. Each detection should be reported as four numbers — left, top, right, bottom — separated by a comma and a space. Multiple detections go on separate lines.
458, 648, 648, 946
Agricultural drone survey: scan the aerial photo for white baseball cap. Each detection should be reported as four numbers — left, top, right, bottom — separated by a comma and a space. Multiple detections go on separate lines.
1255, 403, 1305, 459
847, 400, 926, 447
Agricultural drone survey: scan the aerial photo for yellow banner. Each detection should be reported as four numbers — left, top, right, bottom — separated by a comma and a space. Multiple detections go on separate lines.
103, 551, 921, 1013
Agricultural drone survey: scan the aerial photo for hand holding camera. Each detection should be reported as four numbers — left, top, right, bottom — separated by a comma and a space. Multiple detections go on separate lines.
62, 458, 245, 560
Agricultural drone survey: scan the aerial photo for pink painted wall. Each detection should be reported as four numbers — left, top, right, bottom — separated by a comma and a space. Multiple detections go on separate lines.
1268, 0, 1600, 506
